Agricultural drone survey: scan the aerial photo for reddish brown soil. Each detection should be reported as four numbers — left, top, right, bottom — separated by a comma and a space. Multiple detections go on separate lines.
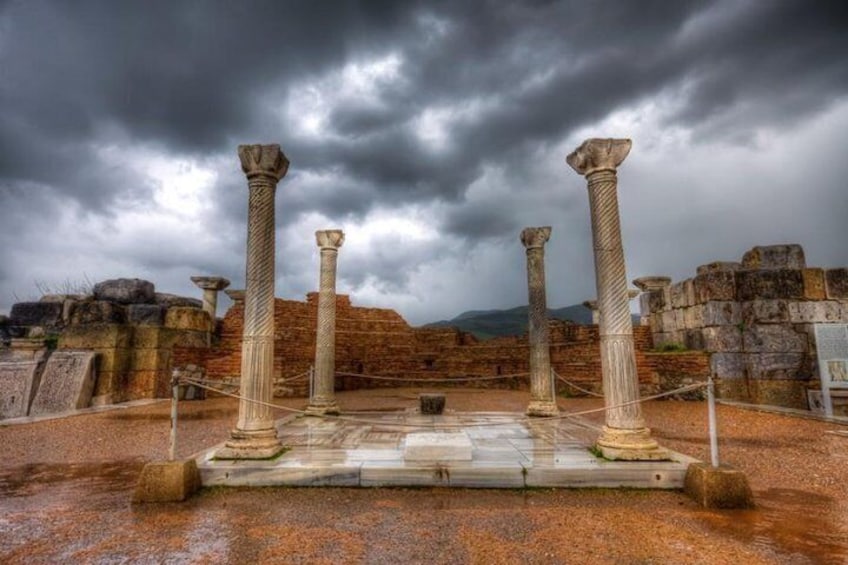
1, 389, 846, 564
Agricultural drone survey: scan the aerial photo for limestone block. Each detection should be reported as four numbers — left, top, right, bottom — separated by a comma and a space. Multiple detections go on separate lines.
741, 244, 806, 270
683, 305, 704, 329
154, 293, 202, 309
59, 324, 132, 349
787, 301, 843, 323
0, 360, 41, 419
702, 301, 741, 327
825, 268, 848, 299
683, 329, 705, 350
125, 370, 167, 399
132, 459, 201, 503
164, 330, 209, 349
29, 351, 97, 415
92, 369, 126, 400
747, 353, 809, 380
404, 432, 473, 461
669, 281, 692, 309
165, 307, 212, 332
696, 262, 742, 276
742, 325, 807, 353
715, 378, 749, 402
702, 326, 742, 352
802, 268, 826, 300
747, 379, 809, 409
128, 304, 165, 326
419, 393, 445, 414
70, 300, 127, 325
648, 312, 663, 334
9, 302, 63, 327
685, 462, 754, 509
648, 289, 667, 313
710, 352, 746, 379
131, 348, 169, 372
736, 269, 804, 301
741, 299, 789, 325
93, 278, 155, 304
96, 348, 131, 374
693, 271, 736, 303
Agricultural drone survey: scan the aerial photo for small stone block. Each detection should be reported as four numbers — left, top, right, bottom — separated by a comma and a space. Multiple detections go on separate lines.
132, 459, 201, 503
736, 269, 804, 301
684, 462, 754, 509
70, 300, 127, 325
10, 302, 63, 327
741, 244, 806, 270
404, 432, 473, 461
825, 268, 848, 299
128, 304, 165, 326
94, 278, 155, 305
165, 307, 212, 332
802, 268, 826, 300
419, 393, 445, 414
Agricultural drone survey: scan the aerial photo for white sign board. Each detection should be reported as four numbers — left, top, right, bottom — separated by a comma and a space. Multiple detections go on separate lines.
814, 324, 848, 417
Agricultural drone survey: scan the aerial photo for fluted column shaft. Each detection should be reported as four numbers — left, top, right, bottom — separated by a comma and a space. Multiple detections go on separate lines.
307, 230, 344, 415
522, 227, 558, 417
567, 138, 667, 460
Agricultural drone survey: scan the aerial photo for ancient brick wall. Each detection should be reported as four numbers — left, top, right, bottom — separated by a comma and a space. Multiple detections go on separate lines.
640, 244, 848, 408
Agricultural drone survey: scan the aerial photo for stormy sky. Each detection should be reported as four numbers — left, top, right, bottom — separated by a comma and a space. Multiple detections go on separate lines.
1, 0, 846, 325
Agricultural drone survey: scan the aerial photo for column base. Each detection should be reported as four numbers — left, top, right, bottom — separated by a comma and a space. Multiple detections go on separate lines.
526, 400, 560, 417
215, 428, 284, 460
305, 400, 340, 416
596, 425, 671, 461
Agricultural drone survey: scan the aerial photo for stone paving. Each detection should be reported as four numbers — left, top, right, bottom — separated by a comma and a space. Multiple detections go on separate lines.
197, 410, 696, 489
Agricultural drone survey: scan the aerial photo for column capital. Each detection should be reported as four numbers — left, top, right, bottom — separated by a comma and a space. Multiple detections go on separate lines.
566, 138, 631, 177
224, 289, 245, 303
238, 144, 290, 181
520, 226, 551, 250
316, 229, 345, 250
632, 276, 672, 292
190, 276, 231, 291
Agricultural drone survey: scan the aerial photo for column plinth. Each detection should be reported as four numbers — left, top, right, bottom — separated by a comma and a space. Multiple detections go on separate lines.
306, 229, 344, 416
567, 138, 668, 460
521, 226, 558, 417
216, 144, 288, 460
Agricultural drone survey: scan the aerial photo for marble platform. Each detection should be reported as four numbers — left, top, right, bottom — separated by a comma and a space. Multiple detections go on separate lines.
196, 411, 697, 489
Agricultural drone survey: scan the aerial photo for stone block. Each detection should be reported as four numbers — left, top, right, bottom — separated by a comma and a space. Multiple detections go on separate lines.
94, 278, 155, 304
742, 325, 807, 353
747, 353, 809, 380
710, 352, 746, 379
132, 459, 201, 503
126, 369, 168, 399
736, 269, 804, 301
0, 360, 41, 419
684, 462, 754, 509
683, 329, 705, 350
9, 302, 63, 327
166, 330, 209, 349
70, 300, 127, 325
59, 324, 132, 349
702, 301, 741, 327
802, 269, 826, 300
715, 378, 749, 402
419, 393, 445, 414
29, 351, 97, 415
96, 348, 131, 374
404, 432, 473, 461
741, 244, 806, 270
648, 312, 663, 334
648, 289, 667, 313
165, 308, 212, 332
787, 301, 843, 324
748, 379, 809, 409
696, 262, 742, 276
128, 304, 165, 326
702, 326, 743, 352
683, 305, 704, 329
131, 348, 169, 372
92, 369, 127, 401
825, 268, 848, 299
155, 293, 202, 309
741, 299, 789, 325
693, 271, 736, 303
669, 281, 693, 309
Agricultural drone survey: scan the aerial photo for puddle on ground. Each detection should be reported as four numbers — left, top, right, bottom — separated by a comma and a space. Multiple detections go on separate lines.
0, 460, 144, 500
698, 488, 848, 563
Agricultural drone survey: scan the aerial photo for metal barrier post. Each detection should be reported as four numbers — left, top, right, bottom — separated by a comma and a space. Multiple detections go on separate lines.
707, 376, 720, 468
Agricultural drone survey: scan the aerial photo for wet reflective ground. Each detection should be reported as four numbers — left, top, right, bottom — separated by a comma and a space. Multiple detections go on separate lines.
1, 390, 846, 563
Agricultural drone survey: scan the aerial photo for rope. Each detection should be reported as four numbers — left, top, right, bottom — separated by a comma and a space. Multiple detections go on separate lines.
334, 371, 529, 383
553, 370, 604, 398
178, 376, 708, 430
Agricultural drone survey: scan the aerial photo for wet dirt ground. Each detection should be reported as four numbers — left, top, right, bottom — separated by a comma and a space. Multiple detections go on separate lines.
1, 389, 846, 564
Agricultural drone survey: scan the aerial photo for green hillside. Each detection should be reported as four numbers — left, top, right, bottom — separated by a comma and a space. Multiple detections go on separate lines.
423, 304, 594, 340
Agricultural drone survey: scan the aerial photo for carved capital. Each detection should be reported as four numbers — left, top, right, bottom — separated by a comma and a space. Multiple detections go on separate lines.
191, 276, 231, 291
566, 138, 631, 177
520, 226, 551, 250
316, 229, 345, 250
238, 144, 290, 181
632, 276, 672, 292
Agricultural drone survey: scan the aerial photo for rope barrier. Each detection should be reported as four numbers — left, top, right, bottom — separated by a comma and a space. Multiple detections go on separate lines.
553, 370, 604, 398
334, 370, 530, 383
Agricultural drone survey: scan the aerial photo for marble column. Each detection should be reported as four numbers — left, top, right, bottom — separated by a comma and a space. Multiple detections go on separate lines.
632, 276, 671, 326
521, 226, 559, 417
191, 276, 231, 320
567, 138, 667, 460
216, 144, 288, 460
306, 229, 344, 416
582, 299, 600, 325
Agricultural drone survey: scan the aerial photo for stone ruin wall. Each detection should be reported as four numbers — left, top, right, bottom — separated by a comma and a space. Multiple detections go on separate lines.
175, 292, 709, 399
642, 244, 848, 409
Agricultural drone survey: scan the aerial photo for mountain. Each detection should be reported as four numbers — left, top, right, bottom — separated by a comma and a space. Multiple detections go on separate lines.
423, 304, 594, 340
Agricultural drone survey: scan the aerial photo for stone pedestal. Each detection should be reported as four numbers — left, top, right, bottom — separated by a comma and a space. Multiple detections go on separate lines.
190, 276, 231, 320
633, 276, 671, 326
216, 144, 288, 460
132, 459, 201, 503
567, 138, 667, 460
306, 230, 344, 416
684, 462, 754, 509
521, 227, 558, 417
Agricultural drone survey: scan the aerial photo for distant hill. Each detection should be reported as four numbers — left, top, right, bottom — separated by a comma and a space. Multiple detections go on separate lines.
423, 304, 594, 340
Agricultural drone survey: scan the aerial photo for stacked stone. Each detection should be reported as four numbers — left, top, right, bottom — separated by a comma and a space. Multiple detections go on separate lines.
640, 244, 848, 408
